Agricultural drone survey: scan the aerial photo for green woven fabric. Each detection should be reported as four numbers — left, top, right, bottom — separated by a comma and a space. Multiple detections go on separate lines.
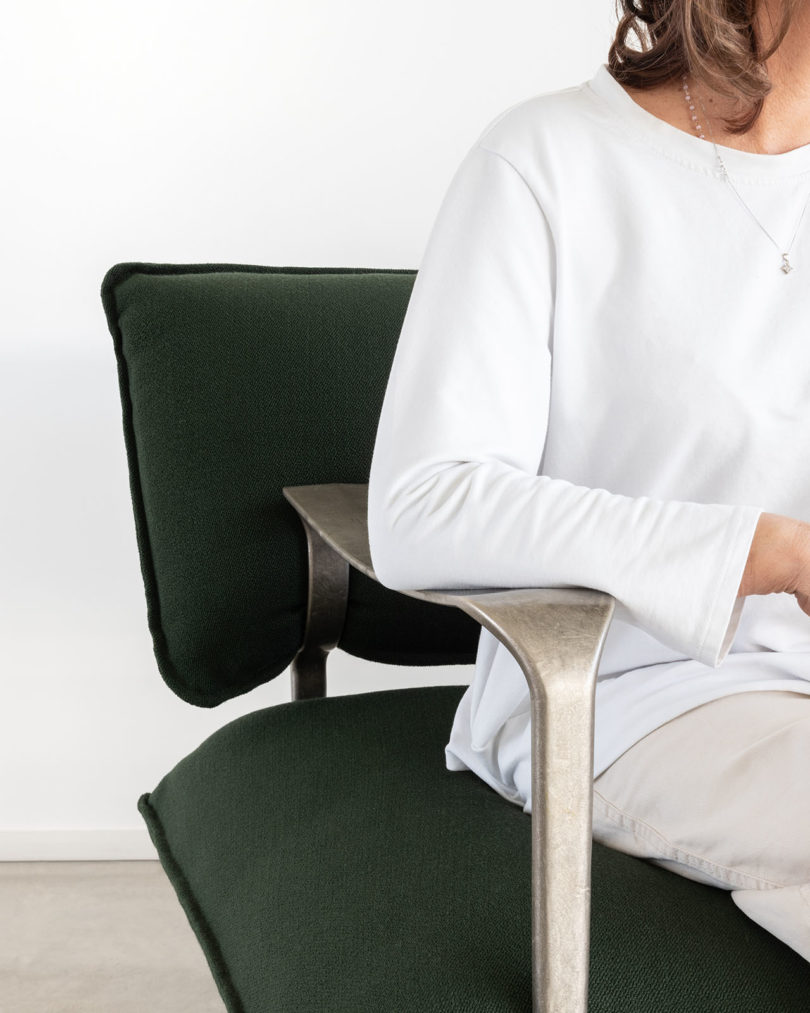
140, 685, 810, 1012
101, 263, 479, 706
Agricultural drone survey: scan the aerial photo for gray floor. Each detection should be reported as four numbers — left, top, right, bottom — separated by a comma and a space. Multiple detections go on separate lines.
1, 861, 226, 1012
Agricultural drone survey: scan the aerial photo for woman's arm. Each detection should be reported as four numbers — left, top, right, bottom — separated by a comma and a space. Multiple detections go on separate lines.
368, 141, 762, 668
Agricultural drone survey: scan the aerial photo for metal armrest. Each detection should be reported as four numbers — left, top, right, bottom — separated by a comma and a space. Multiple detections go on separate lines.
282, 482, 614, 1013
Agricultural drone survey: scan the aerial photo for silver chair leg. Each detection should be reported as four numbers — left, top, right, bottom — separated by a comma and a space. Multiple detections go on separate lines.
460, 589, 613, 1013
528, 623, 599, 1013
290, 519, 350, 700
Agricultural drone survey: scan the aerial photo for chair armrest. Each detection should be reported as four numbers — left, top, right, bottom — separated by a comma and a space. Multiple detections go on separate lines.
283, 482, 615, 1013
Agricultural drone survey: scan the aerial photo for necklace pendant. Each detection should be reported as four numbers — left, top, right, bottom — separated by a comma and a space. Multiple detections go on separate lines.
684, 75, 810, 277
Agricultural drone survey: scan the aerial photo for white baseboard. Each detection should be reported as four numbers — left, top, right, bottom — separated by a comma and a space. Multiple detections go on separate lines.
0, 829, 159, 861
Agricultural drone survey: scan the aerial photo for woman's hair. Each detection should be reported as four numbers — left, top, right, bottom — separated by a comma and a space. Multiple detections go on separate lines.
607, 0, 803, 135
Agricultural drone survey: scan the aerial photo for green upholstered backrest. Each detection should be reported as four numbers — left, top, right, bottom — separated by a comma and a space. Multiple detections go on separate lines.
101, 263, 480, 706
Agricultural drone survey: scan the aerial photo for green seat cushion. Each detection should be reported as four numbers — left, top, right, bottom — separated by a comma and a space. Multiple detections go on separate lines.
139, 685, 810, 1012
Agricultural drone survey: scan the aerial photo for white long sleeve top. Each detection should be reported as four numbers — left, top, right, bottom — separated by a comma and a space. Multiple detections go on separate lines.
367, 62, 810, 813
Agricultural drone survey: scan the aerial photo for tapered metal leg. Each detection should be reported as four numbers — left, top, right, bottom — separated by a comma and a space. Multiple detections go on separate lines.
529, 644, 598, 1013
457, 589, 613, 1013
290, 519, 350, 700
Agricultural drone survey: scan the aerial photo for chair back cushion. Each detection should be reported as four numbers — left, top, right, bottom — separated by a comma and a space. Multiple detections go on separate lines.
101, 263, 479, 705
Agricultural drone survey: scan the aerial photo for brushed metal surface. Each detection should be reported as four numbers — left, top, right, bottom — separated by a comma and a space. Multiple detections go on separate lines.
290, 521, 349, 700
283, 482, 615, 1012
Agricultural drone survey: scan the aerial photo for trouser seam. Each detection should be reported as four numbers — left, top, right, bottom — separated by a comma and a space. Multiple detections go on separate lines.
592, 787, 788, 891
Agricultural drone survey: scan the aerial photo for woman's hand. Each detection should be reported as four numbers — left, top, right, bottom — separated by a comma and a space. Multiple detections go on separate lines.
738, 512, 810, 616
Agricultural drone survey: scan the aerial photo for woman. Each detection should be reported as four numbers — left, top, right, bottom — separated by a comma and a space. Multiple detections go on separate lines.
367, 0, 810, 960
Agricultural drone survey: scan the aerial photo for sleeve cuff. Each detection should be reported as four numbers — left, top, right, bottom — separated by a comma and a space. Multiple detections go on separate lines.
697, 506, 762, 667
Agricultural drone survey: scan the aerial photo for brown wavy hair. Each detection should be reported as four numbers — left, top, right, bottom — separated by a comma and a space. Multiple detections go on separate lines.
607, 0, 803, 135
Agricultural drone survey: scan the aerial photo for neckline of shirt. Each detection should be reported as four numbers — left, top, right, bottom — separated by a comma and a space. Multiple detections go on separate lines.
585, 62, 810, 182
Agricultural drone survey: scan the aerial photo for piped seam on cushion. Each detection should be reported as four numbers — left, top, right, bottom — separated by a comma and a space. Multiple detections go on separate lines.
137, 792, 246, 1013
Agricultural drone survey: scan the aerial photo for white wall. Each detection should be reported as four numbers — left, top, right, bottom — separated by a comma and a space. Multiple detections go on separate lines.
1, 0, 615, 859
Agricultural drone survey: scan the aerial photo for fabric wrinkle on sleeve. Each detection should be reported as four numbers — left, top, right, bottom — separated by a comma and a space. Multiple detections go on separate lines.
366, 141, 763, 667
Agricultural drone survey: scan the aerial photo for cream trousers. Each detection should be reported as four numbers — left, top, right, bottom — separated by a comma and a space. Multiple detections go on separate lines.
591, 689, 810, 963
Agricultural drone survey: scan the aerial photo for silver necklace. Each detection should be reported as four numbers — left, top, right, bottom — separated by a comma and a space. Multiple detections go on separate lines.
681, 72, 810, 274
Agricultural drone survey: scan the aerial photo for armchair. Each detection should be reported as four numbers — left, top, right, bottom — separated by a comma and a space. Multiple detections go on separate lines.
101, 262, 810, 1012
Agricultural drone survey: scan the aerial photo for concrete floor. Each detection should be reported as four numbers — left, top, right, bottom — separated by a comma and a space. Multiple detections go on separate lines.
1, 861, 226, 1012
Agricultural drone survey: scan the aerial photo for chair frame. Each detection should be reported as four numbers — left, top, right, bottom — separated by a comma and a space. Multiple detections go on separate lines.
283, 482, 614, 1013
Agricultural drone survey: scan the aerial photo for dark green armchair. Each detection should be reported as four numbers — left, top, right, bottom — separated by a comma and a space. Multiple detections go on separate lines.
101, 262, 810, 1012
